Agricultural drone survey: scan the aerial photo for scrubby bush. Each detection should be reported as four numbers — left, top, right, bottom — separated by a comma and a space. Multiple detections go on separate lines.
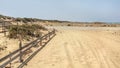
7, 24, 47, 40
67, 24, 71, 26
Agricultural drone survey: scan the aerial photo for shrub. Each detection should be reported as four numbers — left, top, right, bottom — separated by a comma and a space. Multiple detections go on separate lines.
67, 24, 71, 26
7, 24, 47, 40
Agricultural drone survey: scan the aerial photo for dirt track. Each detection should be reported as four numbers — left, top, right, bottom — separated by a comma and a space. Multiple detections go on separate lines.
24, 27, 120, 68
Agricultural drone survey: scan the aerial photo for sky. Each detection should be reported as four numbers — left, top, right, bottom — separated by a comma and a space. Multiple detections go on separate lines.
0, 0, 120, 22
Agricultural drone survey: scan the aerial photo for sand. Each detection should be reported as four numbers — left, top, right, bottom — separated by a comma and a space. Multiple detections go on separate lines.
0, 33, 28, 58
21, 26, 120, 68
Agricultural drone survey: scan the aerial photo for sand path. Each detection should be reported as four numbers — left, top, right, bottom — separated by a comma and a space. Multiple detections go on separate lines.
24, 27, 120, 68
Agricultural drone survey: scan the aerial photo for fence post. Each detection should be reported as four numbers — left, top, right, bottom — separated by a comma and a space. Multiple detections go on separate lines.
45, 34, 48, 40
48, 32, 50, 40
2, 21, 6, 36
19, 35, 23, 62
53, 29, 55, 34
40, 39, 42, 46
9, 51, 12, 68
4, 21, 6, 36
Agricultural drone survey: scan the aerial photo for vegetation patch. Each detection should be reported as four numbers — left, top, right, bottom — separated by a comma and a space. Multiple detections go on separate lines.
7, 24, 47, 40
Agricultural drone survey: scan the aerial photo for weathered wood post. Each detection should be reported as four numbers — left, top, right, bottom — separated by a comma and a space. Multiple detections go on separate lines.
40, 38, 42, 46
45, 33, 48, 40
54, 29, 55, 34
3, 21, 6, 36
52, 29, 55, 37
48, 31, 50, 40
16, 22, 23, 62
9, 51, 12, 68
19, 38, 23, 62
2, 21, 6, 36
1, 21, 3, 33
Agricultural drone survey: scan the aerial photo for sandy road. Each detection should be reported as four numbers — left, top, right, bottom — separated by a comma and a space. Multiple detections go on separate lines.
24, 27, 120, 68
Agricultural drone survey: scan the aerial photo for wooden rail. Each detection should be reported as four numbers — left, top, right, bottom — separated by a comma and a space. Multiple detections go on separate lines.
0, 31, 7, 33
0, 29, 56, 68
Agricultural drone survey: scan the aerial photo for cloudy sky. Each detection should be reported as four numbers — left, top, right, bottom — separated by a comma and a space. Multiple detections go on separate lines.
0, 0, 120, 22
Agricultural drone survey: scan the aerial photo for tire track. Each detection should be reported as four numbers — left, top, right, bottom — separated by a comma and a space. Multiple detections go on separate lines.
70, 31, 115, 68
64, 31, 89, 68
84, 31, 118, 68
70, 32, 100, 68
77, 32, 107, 68
63, 44, 74, 68
61, 32, 75, 68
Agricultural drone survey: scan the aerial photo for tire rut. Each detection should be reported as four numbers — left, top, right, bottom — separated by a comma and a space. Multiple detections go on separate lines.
84, 32, 118, 68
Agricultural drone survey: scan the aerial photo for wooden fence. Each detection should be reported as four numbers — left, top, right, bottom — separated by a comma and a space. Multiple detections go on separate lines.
0, 29, 56, 68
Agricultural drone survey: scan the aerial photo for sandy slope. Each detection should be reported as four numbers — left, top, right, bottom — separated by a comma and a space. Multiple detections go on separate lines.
22, 27, 120, 68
